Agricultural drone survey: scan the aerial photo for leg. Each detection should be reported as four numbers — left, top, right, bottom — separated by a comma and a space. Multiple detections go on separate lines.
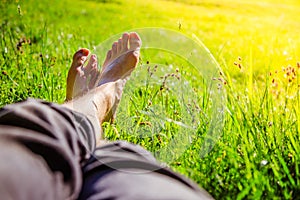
78, 141, 213, 200
0, 32, 212, 199
0, 32, 141, 199
64, 34, 213, 199
0, 99, 94, 199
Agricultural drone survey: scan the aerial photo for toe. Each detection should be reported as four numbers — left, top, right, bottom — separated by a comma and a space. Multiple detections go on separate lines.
106, 50, 112, 60
121, 33, 129, 51
89, 69, 100, 89
72, 48, 90, 66
117, 38, 122, 53
102, 50, 112, 68
84, 54, 98, 73
111, 42, 118, 56
129, 32, 142, 51
76, 67, 85, 78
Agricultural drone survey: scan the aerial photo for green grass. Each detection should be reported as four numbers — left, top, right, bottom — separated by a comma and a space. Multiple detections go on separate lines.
2, 0, 300, 199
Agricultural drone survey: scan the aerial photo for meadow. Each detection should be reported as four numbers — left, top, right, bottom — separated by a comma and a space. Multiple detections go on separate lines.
1, 0, 300, 199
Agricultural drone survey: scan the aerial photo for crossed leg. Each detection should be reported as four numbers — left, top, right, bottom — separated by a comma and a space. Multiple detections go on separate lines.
0, 32, 212, 200
67, 34, 212, 199
63, 32, 142, 145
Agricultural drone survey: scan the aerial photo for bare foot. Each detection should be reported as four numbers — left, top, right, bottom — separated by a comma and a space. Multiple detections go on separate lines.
98, 32, 141, 85
66, 32, 141, 101
66, 32, 141, 120
97, 32, 142, 122
63, 32, 141, 145
66, 48, 100, 101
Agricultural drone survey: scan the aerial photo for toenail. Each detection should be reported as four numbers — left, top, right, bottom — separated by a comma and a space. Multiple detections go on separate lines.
83, 49, 89, 55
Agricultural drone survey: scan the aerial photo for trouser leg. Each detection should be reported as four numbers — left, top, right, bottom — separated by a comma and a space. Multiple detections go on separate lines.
0, 98, 212, 200
78, 141, 213, 200
0, 98, 96, 199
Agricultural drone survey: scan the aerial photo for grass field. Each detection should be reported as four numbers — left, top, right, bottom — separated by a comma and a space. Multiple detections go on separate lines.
2, 0, 300, 199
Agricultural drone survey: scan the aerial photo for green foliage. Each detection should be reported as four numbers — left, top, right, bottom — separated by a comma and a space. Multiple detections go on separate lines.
1, 0, 300, 199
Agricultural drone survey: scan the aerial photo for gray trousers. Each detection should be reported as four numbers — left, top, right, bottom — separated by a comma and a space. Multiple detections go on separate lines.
0, 99, 212, 200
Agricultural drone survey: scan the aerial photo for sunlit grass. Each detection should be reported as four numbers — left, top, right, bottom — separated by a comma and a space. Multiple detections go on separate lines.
1, 0, 300, 199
